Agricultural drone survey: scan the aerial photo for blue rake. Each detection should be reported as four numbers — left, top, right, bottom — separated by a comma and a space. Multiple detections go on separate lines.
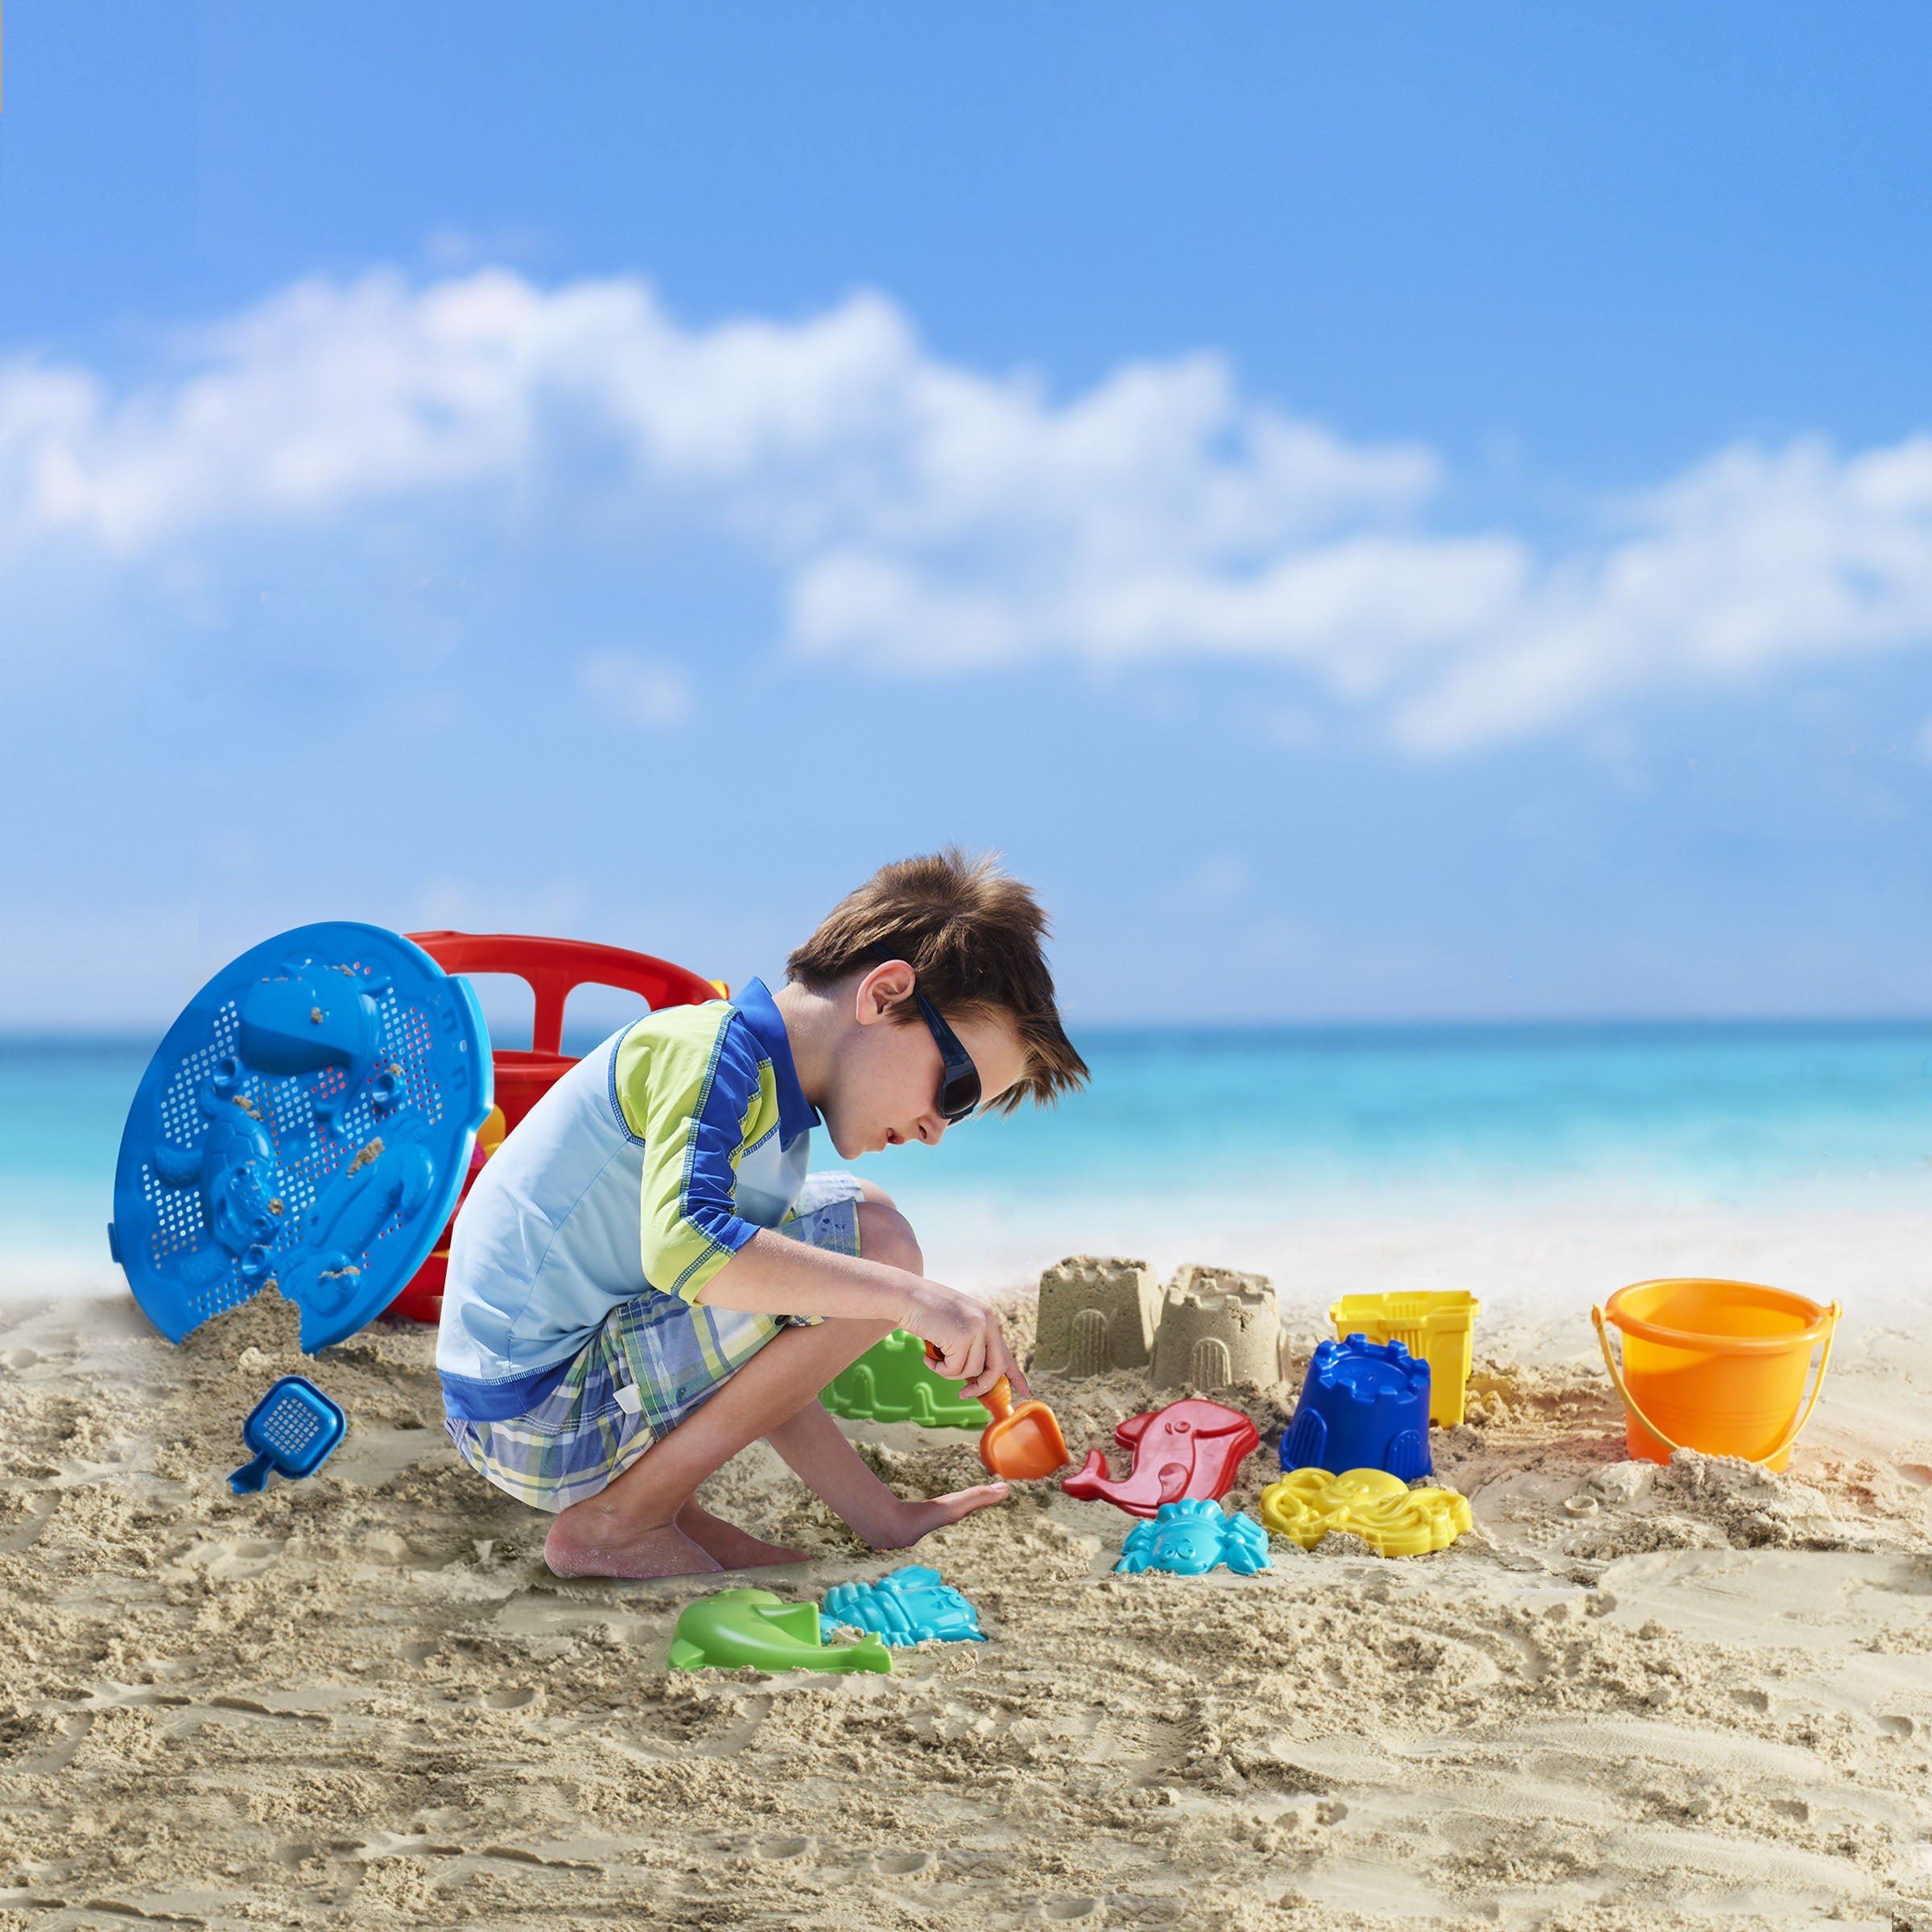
229, 1375, 347, 1493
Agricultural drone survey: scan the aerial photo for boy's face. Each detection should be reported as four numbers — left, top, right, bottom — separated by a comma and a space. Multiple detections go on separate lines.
819, 964, 1030, 1162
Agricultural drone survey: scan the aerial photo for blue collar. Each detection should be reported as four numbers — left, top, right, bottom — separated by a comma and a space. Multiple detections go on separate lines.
731, 977, 819, 1146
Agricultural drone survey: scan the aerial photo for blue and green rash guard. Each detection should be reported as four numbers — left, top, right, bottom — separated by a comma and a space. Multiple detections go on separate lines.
436, 979, 819, 1422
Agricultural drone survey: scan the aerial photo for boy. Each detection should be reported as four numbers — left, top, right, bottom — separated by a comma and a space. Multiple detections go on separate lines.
437, 849, 1088, 1579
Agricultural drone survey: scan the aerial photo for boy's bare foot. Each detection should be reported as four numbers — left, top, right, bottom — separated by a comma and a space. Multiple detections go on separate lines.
543, 1515, 723, 1580
848, 1482, 1009, 1550
676, 1502, 807, 1570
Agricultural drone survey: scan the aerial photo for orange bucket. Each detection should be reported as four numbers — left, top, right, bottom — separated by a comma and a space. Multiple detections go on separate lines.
1592, 1278, 1839, 1472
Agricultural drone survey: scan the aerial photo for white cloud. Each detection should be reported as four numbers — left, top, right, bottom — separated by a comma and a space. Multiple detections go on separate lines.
578, 650, 696, 731
4, 266, 1932, 752
1393, 436, 1932, 751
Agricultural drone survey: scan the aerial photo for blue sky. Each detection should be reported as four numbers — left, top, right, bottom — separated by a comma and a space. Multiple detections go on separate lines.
5, 2, 1932, 1028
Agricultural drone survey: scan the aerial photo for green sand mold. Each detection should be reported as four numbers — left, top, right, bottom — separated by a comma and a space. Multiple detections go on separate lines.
820, 1328, 984, 1430
668, 1588, 893, 1674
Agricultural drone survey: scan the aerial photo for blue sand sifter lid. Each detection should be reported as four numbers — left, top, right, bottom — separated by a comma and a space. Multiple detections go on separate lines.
110, 922, 491, 1352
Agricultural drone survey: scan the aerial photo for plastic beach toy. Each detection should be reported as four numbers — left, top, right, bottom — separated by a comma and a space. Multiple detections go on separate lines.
1117, 1500, 1272, 1576
1280, 1335, 1432, 1480
822, 1331, 986, 1430
1329, 1291, 1480, 1426
822, 1566, 987, 1645
1259, 1468, 1472, 1557
109, 923, 493, 1352
668, 1588, 893, 1674
921, 1345, 1069, 1480
390, 931, 724, 1322
1593, 1278, 1841, 1472
970, 1374, 1071, 1480
229, 1376, 346, 1493
406, 931, 724, 1135
1061, 1399, 1261, 1517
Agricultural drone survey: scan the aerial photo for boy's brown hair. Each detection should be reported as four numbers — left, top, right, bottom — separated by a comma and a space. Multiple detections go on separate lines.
786, 848, 1088, 1113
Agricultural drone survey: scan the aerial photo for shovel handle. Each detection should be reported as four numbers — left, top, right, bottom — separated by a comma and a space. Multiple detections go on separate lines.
924, 1340, 1011, 1418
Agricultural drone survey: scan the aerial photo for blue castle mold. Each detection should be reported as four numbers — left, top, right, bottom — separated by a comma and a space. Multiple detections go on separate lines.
1280, 1335, 1433, 1480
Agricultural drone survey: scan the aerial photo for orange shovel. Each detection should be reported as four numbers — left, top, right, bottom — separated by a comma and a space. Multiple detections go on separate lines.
927, 1346, 1070, 1480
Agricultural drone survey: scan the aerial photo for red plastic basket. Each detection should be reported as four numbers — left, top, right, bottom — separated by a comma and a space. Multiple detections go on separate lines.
383, 932, 724, 1323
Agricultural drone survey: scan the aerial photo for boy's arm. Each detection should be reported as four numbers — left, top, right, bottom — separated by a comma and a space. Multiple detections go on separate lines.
618, 1013, 1018, 1397
697, 1233, 1021, 1400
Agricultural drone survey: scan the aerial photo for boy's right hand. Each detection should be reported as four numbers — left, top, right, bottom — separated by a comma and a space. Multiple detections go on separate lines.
904, 1282, 1026, 1402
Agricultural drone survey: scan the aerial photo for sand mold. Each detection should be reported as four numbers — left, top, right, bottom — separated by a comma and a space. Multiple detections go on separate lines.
0, 1285, 1930, 1929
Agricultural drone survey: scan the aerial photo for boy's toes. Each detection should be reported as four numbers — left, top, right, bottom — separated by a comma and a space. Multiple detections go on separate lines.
859, 1481, 1011, 1550
931, 1481, 1009, 1524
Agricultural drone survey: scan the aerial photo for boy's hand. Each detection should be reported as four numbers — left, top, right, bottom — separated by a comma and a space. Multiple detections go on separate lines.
904, 1282, 1026, 1402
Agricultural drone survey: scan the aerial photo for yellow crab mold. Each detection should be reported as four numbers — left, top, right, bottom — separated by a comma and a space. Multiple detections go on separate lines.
1258, 1467, 1473, 1558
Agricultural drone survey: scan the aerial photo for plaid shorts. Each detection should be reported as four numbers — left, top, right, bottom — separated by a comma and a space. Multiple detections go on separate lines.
444, 1172, 865, 1512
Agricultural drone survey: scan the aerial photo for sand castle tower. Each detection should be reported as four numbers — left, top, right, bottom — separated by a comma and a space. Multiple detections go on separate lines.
1034, 1255, 1162, 1377
1152, 1264, 1282, 1392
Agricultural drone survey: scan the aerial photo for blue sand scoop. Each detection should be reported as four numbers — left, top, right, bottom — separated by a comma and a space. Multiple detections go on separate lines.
1281, 1335, 1433, 1480
109, 923, 491, 1352
229, 1376, 346, 1492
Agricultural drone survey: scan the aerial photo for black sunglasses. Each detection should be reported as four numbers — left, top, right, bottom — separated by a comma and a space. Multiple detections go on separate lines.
868, 946, 981, 1123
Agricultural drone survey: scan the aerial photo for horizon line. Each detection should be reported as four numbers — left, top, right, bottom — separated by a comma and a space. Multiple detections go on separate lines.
8, 1009, 1932, 1053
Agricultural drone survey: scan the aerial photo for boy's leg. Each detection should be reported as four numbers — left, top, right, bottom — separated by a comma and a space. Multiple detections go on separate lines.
544, 1195, 1006, 1579
678, 1190, 922, 1570
762, 1193, 1008, 1549
543, 1312, 897, 1579
762, 1397, 1009, 1550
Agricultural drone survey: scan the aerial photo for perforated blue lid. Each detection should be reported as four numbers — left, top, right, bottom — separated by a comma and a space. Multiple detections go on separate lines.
110, 922, 491, 1351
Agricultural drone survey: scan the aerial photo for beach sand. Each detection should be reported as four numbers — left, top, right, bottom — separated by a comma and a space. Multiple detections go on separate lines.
2, 1219, 1930, 1930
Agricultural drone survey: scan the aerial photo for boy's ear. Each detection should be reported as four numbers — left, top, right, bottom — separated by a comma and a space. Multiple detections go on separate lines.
854, 959, 916, 1025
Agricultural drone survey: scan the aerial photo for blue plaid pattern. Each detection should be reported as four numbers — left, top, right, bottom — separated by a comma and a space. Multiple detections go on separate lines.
445, 1174, 865, 1512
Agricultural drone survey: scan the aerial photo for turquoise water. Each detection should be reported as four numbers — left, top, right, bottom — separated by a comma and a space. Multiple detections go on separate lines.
0, 1038, 154, 1266
848, 1021, 1932, 1208
8, 1022, 1932, 1274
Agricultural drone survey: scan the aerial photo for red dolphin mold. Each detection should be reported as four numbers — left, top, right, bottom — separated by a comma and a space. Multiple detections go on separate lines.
1061, 1400, 1261, 1518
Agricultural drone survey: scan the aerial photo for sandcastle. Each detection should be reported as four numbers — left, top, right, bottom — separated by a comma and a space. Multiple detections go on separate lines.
1033, 1255, 1162, 1376
1152, 1264, 1281, 1391
1036, 1255, 1282, 1390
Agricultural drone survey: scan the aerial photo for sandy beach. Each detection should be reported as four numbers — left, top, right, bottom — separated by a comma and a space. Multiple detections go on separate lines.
2, 1216, 1930, 1930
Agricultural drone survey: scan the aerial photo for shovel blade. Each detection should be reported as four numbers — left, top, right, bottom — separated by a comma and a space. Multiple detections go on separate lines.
979, 1400, 1071, 1480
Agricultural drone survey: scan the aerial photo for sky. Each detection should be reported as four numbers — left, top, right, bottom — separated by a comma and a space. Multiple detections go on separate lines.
4, 2, 1932, 1030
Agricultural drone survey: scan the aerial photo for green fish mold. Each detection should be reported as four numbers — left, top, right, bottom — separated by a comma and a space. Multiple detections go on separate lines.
667, 1587, 894, 1674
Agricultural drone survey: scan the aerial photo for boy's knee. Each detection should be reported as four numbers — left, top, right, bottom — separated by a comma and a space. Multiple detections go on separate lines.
855, 1199, 923, 1276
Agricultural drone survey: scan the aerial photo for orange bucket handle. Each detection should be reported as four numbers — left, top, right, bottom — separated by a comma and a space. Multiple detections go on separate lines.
1590, 1300, 1840, 1468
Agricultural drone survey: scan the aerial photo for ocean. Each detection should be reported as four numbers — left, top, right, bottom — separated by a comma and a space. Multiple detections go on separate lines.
8, 1021, 1932, 1296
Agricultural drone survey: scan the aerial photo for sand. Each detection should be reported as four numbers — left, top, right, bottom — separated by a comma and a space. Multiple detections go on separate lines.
2, 1228, 1930, 1930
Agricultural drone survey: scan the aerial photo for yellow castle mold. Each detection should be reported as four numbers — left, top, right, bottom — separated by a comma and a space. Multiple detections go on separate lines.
1328, 1290, 1480, 1426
